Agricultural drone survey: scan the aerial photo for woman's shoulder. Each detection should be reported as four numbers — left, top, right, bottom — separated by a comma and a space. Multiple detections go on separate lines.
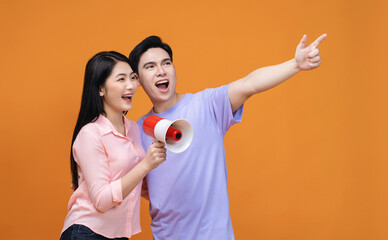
73, 122, 102, 151
80, 121, 100, 133
76, 120, 102, 142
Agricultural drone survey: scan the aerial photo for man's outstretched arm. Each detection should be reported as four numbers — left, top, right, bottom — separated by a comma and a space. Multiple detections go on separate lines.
228, 34, 327, 112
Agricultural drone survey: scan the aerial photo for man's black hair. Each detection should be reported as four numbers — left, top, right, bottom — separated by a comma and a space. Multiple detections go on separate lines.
129, 36, 173, 74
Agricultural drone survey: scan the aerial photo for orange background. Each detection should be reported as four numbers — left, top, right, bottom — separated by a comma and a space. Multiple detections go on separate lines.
1, 0, 387, 239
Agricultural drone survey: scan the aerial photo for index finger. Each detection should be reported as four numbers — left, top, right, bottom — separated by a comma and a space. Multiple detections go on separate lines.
152, 140, 166, 147
311, 33, 327, 47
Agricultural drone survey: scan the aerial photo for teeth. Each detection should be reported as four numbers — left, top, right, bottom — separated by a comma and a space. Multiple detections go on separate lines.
156, 80, 168, 85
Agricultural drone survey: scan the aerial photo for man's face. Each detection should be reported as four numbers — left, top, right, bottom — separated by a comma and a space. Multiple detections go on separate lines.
137, 47, 177, 105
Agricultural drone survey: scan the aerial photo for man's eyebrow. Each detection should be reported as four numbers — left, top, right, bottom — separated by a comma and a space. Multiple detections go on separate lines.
142, 61, 155, 68
143, 58, 172, 68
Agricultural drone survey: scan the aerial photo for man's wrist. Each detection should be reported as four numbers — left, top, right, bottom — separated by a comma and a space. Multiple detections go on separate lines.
290, 58, 301, 72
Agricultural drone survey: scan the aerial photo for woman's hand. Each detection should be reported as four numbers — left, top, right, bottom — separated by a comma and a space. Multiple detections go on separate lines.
143, 140, 167, 171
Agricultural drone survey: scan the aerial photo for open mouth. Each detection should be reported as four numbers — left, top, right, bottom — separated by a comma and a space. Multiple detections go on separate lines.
122, 95, 133, 102
155, 80, 169, 90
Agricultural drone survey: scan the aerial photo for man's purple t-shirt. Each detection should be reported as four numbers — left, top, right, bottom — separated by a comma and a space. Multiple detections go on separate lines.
137, 84, 243, 240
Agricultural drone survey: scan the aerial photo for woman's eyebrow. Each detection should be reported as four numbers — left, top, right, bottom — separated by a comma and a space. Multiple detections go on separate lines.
115, 73, 127, 77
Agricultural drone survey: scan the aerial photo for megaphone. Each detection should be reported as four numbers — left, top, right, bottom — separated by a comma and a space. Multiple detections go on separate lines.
142, 116, 193, 153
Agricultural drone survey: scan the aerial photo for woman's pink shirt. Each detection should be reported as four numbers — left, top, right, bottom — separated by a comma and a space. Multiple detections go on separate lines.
61, 115, 145, 238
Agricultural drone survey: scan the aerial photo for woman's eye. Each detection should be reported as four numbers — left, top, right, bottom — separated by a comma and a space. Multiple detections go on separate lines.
164, 61, 171, 65
118, 78, 125, 81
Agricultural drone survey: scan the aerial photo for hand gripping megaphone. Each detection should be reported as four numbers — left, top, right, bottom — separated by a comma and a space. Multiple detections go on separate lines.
142, 116, 193, 153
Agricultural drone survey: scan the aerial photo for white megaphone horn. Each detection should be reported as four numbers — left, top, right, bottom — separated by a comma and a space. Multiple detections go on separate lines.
142, 116, 193, 153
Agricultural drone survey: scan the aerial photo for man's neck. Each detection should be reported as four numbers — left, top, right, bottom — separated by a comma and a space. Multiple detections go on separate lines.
153, 93, 184, 114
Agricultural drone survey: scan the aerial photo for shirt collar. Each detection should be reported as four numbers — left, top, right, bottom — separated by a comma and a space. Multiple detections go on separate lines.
95, 114, 133, 138
151, 93, 189, 116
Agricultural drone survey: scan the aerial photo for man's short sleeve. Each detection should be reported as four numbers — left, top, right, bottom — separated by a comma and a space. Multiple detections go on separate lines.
202, 84, 243, 135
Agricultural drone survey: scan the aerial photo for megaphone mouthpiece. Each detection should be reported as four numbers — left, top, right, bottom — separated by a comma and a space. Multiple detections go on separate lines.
166, 126, 182, 141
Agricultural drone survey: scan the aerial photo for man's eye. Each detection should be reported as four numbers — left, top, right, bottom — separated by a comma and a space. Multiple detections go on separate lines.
118, 78, 125, 81
146, 65, 154, 69
164, 61, 171, 65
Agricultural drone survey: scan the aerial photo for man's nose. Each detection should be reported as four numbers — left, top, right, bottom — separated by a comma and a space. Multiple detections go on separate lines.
156, 65, 167, 76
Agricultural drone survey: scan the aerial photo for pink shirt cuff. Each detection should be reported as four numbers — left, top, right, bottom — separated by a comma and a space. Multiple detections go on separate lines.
111, 179, 123, 203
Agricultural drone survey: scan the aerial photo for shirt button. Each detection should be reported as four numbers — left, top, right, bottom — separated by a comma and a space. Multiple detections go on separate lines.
129, 212, 132, 216
135, 156, 139, 161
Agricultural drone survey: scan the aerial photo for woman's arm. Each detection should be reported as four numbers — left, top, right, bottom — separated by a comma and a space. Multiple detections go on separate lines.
120, 141, 166, 198
74, 129, 165, 212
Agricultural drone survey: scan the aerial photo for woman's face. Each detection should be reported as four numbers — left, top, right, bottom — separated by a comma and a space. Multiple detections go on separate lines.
99, 61, 139, 116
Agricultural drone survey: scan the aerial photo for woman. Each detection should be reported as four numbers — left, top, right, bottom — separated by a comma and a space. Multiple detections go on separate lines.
60, 51, 166, 239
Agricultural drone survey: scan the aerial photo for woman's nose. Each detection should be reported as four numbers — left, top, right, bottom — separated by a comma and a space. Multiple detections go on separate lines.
126, 79, 135, 89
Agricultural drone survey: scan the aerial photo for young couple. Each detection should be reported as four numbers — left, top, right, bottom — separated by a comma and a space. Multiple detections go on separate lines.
60, 34, 327, 240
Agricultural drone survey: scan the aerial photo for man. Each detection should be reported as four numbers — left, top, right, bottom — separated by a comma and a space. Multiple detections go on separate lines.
129, 34, 327, 239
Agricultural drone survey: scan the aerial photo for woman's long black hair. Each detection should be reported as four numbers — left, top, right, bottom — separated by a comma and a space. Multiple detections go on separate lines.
70, 51, 129, 190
